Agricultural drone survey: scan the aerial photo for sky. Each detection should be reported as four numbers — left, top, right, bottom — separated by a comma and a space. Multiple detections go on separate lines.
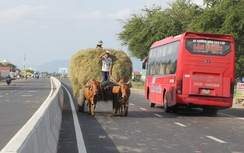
0, 0, 203, 72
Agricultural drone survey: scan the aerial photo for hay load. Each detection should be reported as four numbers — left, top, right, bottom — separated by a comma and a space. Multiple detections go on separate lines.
69, 48, 133, 96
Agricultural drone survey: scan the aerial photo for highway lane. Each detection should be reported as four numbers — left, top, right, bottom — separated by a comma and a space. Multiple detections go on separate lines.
58, 78, 244, 153
0, 78, 52, 150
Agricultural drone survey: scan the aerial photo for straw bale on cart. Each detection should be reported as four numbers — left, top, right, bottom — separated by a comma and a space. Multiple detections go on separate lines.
69, 48, 133, 97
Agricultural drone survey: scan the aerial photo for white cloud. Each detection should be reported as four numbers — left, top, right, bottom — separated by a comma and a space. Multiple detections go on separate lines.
0, 0, 205, 68
17, 20, 48, 29
0, 5, 49, 24
108, 9, 131, 20
192, 0, 204, 5
75, 11, 103, 21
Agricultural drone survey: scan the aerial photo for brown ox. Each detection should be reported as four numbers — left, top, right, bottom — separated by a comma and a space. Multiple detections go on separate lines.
112, 78, 131, 116
84, 79, 100, 115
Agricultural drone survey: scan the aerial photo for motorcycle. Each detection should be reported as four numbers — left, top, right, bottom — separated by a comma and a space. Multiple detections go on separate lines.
6, 77, 11, 85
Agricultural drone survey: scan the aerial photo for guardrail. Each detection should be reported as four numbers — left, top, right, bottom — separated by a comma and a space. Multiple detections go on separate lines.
1, 77, 64, 153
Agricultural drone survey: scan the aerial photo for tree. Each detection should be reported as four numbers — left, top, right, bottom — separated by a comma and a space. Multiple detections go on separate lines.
118, 0, 244, 78
118, 5, 164, 60
219, 0, 244, 78
189, 0, 244, 78
26, 69, 34, 74
165, 0, 201, 34
203, 0, 222, 7
118, 0, 201, 60
41, 72, 49, 75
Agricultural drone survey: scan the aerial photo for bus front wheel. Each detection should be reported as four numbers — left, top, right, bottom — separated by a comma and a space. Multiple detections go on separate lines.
148, 92, 155, 107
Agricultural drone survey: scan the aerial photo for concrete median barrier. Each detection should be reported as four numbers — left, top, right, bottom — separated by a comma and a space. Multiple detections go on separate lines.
1, 77, 64, 153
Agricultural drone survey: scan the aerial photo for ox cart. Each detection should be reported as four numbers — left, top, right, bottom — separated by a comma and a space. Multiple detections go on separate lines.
77, 80, 130, 116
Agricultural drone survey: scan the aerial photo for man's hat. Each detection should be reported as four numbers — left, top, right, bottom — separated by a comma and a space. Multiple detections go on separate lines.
97, 40, 103, 45
105, 50, 110, 54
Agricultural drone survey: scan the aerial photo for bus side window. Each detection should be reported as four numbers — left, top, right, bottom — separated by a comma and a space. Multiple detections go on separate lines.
166, 61, 171, 74
169, 41, 179, 74
170, 60, 177, 74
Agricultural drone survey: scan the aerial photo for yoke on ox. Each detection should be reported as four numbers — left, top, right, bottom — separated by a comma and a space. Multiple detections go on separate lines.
77, 78, 130, 116
100, 80, 127, 116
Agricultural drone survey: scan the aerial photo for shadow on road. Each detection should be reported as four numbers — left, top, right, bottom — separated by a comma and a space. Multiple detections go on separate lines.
58, 83, 120, 153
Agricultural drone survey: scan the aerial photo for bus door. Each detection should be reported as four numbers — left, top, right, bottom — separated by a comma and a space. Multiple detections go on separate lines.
150, 76, 157, 102
149, 76, 163, 103
146, 76, 155, 102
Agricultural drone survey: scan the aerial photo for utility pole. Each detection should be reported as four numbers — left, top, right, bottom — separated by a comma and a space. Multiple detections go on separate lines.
23, 54, 25, 69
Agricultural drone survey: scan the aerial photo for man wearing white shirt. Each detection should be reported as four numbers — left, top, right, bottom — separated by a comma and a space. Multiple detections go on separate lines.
99, 50, 112, 82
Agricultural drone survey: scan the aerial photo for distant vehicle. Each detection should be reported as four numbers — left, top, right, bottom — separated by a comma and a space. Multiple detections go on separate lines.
142, 32, 235, 115
33, 71, 40, 79
6, 75, 11, 85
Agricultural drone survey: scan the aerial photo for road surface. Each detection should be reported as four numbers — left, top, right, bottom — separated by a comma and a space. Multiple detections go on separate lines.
0, 78, 51, 150
58, 78, 244, 153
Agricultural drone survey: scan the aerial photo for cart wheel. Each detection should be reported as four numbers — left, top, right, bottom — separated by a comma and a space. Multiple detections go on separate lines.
77, 89, 85, 112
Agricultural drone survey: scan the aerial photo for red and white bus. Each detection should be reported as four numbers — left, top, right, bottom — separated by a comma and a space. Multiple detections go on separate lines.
142, 32, 235, 115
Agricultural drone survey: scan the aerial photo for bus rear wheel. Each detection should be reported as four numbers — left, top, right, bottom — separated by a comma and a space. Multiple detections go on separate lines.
149, 101, 155, 107
164, 92, 171, 113
202, 107, 218, 116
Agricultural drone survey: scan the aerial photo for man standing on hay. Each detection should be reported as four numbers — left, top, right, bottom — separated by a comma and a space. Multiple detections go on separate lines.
99, 50, 112, 82
96, 40, 103, 48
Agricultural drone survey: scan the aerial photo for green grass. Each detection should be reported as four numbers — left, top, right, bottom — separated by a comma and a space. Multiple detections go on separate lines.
131, 81, 144, 90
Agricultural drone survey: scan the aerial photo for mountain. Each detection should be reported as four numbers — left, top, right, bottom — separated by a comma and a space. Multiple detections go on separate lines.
36, 57, 143, 73
36, 59, 70, 73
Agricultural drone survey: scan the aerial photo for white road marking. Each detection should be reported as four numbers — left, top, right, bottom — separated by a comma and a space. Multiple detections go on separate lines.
130, 103, 134, 106
28, 91, 38, 92
21, 95, 33, 97
62, 85, 87, 153
134, 92, 144, 95
219, 112, 244, 121
0, 95, 3, 97
140, 107, 146, 111
206, 136, 226, 143
5, 93, 9, 95
154, 114, 163, 118
174, 122, 187, 127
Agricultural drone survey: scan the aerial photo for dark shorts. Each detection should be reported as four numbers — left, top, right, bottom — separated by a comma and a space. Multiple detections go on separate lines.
102, 71, 110, 82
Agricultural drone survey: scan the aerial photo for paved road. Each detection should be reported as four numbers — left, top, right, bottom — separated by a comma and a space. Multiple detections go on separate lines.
0, 78, 51, 150
58, 78, 244, 153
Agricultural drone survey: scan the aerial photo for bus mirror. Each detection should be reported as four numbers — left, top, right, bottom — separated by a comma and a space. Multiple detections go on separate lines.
142, 62, 146, 69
